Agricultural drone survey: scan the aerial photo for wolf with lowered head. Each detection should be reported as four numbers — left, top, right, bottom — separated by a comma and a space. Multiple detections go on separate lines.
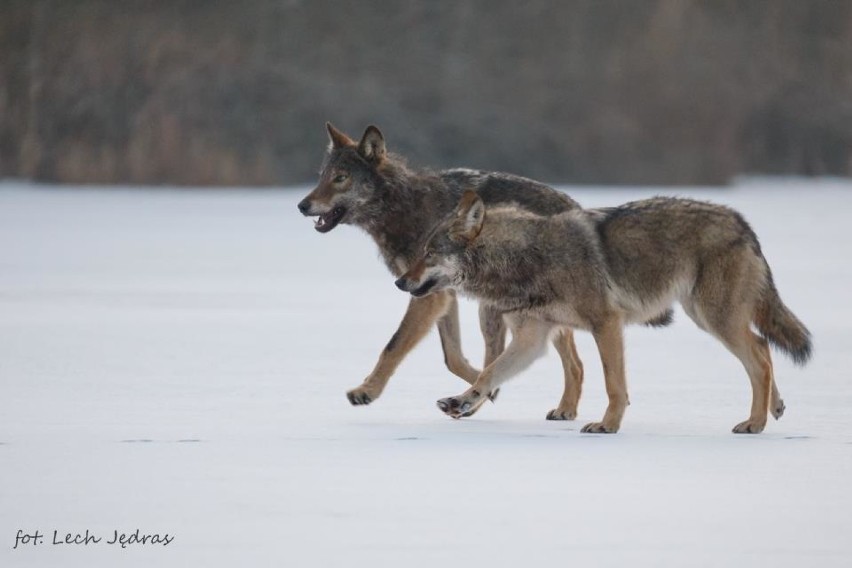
396, 191, 812, 433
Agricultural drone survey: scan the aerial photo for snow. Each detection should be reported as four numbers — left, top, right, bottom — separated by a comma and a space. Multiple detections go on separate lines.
1, 178, 850, 567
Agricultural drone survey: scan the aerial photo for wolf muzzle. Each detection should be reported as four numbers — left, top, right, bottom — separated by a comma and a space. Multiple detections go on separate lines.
394, 277, 411, 291
396, 276, 438, 297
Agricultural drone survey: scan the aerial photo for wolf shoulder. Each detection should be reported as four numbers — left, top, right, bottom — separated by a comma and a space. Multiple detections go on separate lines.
441, 169, 580, 215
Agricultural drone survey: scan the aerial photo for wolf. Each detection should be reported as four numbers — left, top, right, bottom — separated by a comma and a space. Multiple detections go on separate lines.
297, 123, 588, 418
396, 191, 812, 433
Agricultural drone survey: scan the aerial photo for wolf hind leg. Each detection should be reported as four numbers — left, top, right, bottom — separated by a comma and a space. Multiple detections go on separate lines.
547, 328, 584, 421
437, 316, 552, 419
725, 330, 774, 433
770, 371, 785, 419
683, 253, 774, 433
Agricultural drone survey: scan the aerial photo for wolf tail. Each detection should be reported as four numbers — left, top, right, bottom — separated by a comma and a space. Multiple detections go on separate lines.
753, 276, 812, 366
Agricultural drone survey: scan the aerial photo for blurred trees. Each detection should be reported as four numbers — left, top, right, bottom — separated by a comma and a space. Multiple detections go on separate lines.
1, 0, 851, 186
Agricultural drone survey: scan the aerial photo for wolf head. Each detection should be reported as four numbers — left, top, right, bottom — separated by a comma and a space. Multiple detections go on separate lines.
395, 191, 485, 297
297, 123, 390, 233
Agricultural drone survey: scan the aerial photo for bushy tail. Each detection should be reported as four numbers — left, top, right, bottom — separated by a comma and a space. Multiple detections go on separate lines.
754, 280, 812, 366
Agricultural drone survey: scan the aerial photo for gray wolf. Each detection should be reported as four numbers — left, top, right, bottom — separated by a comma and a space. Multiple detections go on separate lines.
297, 123, 588, 418
396, 191, 812, 433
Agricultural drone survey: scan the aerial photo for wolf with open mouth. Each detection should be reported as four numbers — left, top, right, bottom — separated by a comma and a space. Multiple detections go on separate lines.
298, 123, 593, 418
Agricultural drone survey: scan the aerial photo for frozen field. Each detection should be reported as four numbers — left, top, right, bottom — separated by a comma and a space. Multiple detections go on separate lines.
1, 179, 851, 567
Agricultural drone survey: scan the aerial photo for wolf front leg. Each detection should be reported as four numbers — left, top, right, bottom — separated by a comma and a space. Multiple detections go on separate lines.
346, 290, 456, 406
581, 315, 628, 433
481, 306, 584, 419
436, 316, 552, 419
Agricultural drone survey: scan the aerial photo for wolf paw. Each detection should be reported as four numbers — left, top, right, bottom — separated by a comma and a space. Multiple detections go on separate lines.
437, 391, 485, 419
771, 399, 786, 420
346, 386, 378, 406
546, 408, 577, 421
437, 396, 471, 419
732, 419, 766, 434
580, 421, 619, 434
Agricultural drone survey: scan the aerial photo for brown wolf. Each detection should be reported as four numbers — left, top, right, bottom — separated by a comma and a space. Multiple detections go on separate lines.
297, 124, 589, 418
396, 191, 812, 433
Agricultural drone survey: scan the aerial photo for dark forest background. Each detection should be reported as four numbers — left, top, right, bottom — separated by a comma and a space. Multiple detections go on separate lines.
2, 0, 851, 186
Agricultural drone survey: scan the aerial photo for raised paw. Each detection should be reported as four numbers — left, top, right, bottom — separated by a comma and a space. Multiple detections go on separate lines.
436, 396, 471, 419
346, 386, 377, 406
437, 390, 485, 419
732, 419, 766, 434
771, 399, 786, 420
546, 408, 577, 421
580, 421, 619, 434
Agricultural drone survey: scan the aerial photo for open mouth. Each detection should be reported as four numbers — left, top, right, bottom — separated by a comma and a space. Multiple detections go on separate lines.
411, 278, 438, 297
314, 206, 346, 233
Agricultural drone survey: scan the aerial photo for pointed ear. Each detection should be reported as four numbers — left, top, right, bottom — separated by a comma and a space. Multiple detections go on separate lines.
357, 125, 386, 163
450, 191, 486, 243
326, 122, 355, 149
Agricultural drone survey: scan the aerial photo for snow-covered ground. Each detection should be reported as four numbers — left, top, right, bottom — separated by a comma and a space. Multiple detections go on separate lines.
1, 179, 850, 567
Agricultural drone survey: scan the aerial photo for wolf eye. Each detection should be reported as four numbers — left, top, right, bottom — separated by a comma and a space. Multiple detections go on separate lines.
425, 250, 435, 260
333, 174, 348, 183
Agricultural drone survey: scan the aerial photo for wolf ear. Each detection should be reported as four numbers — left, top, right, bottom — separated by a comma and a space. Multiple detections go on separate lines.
326, 122, 355, 149
358, 125, 386, 163
450, 191, 485, 243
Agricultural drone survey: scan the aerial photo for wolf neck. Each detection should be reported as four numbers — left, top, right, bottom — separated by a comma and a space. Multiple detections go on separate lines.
359, 166, 456, 275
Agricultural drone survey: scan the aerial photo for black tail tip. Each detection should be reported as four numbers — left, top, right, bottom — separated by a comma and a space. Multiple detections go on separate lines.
790, 339, 813, 367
